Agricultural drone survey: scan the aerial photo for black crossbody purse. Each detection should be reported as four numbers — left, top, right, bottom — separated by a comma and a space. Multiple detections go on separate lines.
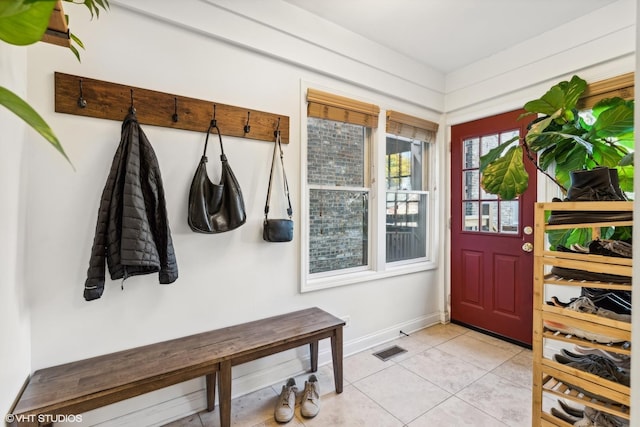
263, 130, 293, 242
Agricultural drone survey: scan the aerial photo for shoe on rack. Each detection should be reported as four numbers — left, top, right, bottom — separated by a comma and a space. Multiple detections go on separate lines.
584, 406, 629, 427
589, 240, 633, 259
557, 399, 585, 419
560, 349, 630, 376
550, 400, 584, 425
300, 375, 320, 418
274, 378, 297, 423
566, 296, 631, 323
550, 407, 582, 425
550, 266, 631, 285
573, 345, 631, 370
542, 318, 621, 344
581, 288, 632, 315
553, 353, 630, 386
543, 296, 629, 344
547, 167, 632, 225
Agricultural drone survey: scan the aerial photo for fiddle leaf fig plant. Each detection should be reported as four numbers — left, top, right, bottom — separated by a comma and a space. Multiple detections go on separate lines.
0, 0, 109, 167
479, 75, 634, 200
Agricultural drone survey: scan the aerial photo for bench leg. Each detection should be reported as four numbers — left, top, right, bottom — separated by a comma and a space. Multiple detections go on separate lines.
218, 360, 232, 427
331, 327, 343, 394
206, 372, 216, 412
309, 340, 319, 372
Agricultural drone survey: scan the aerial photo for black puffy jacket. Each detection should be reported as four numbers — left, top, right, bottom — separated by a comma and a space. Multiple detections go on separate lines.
84, 111, 178, 301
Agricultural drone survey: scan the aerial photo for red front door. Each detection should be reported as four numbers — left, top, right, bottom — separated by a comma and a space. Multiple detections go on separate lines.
450, 110, 536, 346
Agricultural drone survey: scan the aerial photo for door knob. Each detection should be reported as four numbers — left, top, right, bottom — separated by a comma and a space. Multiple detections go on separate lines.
522, 242, 533, 252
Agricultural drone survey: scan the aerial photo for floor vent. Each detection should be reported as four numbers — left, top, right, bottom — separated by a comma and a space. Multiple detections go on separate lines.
372, 345, 407, 361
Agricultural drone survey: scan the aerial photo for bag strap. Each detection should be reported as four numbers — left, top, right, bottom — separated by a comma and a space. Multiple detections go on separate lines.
265, 130, 292, 219
202, 119, 226, 161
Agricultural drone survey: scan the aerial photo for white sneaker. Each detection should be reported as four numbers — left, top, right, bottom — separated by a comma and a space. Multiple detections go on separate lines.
274, 378, 297, 423
300, 375, 320, 418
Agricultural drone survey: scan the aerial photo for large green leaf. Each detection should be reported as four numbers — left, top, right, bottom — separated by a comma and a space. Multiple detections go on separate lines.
523, 76, 587, 119
591, 97, 632, 118
609, 225, 633, 242
591, 140, 625, 167
524, 88, 564, 116
478, 136, 519, 173
0, 0, 56, 46
590, 103, 634, 139
616, 165, 634, 192
525, 109, 568, 148
527, 126, 587, 153
555, 140, 588, 165
554, 145, 589, 190
0, 86, 73, 168
560, 75, 588, 111
480, 145, 528, 200
547, 227, 592, 251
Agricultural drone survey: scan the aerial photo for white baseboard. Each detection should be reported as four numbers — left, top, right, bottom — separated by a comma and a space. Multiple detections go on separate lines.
65, 312, 442, 427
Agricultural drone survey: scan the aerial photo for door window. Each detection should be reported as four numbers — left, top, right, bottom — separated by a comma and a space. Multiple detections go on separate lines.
461, 130, 520, 234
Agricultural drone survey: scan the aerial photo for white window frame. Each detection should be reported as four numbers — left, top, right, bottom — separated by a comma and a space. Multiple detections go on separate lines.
300, 83, 438, 293
384, 135, 432, 266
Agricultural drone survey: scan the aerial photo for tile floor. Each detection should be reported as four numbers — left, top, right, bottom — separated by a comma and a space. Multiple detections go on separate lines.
164, 323, 534, 427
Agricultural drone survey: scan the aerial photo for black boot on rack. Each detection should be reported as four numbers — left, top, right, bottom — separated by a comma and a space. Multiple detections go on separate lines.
547, 167, 632, 225
566, 167, 622, 201
607, 167, 628, 201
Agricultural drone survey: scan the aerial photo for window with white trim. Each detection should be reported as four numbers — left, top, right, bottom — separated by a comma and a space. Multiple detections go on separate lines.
303, 89, 438, 290
385, 135, 430, 263
307, 117, 371, 275
384, 110, 436, 265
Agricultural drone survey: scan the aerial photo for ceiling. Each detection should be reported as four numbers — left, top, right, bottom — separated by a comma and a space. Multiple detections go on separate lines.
283, 0, 619, 73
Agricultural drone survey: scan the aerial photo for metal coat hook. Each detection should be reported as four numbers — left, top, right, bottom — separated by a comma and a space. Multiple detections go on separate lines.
210, 104, 217, 127
274, 117, 281, 137
77, 79, 87, 108
244, 111, 251, 134
129, 89, 136, 114
172, 97, 179, 123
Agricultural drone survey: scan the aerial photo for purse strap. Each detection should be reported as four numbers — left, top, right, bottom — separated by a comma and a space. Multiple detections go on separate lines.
265, 130, 292, 219
202, 119, 226, 161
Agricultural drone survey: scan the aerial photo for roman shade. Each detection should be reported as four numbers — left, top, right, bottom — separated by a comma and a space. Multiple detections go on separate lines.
307, 88, 379, 127
386, 110, 438, 143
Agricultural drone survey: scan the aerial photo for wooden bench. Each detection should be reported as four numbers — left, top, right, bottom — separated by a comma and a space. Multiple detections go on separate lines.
9, 307, 344, 427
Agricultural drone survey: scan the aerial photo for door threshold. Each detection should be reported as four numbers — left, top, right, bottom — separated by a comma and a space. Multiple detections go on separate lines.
450, 319, 532, 350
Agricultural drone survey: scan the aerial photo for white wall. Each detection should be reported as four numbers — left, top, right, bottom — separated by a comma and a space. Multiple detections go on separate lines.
22, 1, 444, 425
0, 44, 32, 418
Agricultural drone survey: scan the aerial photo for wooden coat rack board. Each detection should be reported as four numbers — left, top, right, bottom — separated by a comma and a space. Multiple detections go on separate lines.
54, 72, 290, 143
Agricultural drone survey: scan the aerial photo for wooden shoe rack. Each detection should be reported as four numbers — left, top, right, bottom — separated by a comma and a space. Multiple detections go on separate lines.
532, 201, 633, 426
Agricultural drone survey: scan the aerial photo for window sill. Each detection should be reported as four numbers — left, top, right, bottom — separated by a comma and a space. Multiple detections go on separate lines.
301, 260, 437, 293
